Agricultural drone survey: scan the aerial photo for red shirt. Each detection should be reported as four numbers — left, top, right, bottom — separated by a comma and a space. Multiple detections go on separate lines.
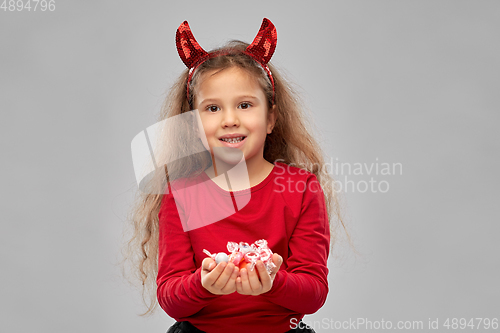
157, 161, 330, 333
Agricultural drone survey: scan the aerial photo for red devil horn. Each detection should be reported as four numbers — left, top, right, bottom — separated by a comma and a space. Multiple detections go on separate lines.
176, 21, 208, 68
245, 18, 277, 65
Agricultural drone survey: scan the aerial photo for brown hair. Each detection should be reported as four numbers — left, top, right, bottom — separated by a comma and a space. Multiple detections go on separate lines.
122, 40, 355, 316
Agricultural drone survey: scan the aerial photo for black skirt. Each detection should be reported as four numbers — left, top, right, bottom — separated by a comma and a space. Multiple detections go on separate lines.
166, 320, 317, 333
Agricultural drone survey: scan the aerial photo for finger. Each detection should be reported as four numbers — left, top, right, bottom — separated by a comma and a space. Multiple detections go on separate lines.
247, 261, 265, 292
221, 265, 239, 293
245, 263, 263, 293
206, 261, 227, 286
213, 262, 235, 290
266, 254, 282, 280
239, 268, 253, 294
256, 261, 272, 291
202, 258, 216, 272
269, 265, 279, 281
236, 275, 243, 294
271, 255, 282, 276
273, 253, 283, 268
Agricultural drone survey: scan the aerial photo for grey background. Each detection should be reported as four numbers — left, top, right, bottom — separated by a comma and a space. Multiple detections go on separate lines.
1, 1, 499, 332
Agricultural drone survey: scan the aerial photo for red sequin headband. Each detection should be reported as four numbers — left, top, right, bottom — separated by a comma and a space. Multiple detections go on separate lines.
175, 18, 277, 109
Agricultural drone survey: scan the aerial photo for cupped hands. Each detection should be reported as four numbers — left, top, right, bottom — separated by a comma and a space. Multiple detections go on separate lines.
201, 253, 283, 296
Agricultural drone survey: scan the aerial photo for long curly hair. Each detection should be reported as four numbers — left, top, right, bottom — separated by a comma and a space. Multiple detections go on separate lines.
122, 40, 355, 316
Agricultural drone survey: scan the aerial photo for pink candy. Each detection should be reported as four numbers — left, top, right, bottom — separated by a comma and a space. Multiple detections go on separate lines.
203, 239, 277, 275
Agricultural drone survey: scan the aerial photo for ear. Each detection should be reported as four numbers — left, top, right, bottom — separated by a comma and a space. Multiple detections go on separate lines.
267, 104, 277, 134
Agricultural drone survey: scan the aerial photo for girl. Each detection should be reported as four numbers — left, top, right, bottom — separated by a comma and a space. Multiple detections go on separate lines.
125, 18, 351, 333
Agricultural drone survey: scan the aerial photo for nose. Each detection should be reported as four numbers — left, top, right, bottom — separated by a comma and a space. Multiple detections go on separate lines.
221, 108, 240, 128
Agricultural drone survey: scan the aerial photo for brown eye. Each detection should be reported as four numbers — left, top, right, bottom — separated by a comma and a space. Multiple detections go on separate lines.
239, 102, 251, 109
207, 105, 220, 112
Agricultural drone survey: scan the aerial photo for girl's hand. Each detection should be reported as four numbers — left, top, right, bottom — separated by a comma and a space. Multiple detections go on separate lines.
200, 257, 239, 295
236, 253, 283, 296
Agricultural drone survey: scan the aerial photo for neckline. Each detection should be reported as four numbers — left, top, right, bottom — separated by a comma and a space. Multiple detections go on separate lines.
200, 162, 279, 196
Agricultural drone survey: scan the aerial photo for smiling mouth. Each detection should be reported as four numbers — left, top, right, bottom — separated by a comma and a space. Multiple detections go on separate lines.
219, 136, 246, 143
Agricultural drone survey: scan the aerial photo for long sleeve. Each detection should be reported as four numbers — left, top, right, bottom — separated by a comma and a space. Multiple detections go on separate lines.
156, 188, 220, 319
260, 174, 330, 314
154, 163, 331, 332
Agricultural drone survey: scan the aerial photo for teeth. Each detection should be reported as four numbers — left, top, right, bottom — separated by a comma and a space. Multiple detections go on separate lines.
221, 136, 244, 143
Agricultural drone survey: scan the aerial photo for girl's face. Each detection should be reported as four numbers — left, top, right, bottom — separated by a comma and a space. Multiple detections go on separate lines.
194, 66, 275, 167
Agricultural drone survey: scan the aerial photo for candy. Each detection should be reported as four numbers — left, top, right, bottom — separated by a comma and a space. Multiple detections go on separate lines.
239, 242, 252, 254
202, 239, 277, 276
239, 260, 259, 278
228, 251, 244, 265
227, 241, 239, 253
215, 252, 229, 264
244, 251, 260, 263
